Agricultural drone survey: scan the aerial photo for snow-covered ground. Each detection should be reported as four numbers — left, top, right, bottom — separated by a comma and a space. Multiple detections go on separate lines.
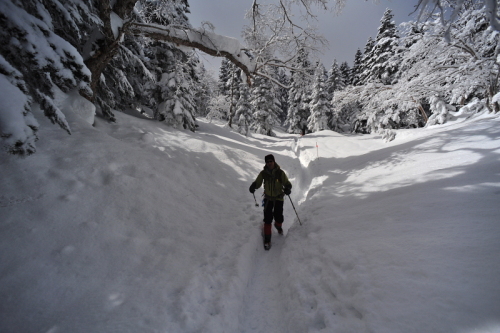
1, 98, 500, 333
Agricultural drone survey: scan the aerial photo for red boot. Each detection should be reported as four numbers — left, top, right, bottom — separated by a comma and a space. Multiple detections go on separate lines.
274, 223, 283, 235
263, 224, 272, 250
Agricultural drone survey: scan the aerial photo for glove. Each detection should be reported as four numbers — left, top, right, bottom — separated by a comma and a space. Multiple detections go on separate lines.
283, 187, 291, 195
249, 182, 256, 193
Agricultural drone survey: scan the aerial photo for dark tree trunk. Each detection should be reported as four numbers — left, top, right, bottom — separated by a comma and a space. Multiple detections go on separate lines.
228, 69, 236, 128
82, 0, 137, 101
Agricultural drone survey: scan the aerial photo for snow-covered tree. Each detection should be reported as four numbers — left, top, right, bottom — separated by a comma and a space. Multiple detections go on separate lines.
274, 68, 290, 124
103, 0, 208, 131
100, 30, 154, 121
332, 81, 424, 135
426, 95, 455, 126
194, 65, 215, 117
218, 58, 231, 96
329, 89, 362, 132
207, 95, 230, 122
285, 48, 313, 135
326, 60, 342, 98
332, 0, 500, 134
0, 0, 94, 155
395, 2, 500, 115
331, 2, 500, 135
364, 8, 400, 85
216, 59, 242, 127
308, 63, 331, 132
416, 0, 500, 38
0, 56, 39, 155
351, 49, 364, 86
234, 81, 253, 136
339, 61, 352, 86
251, 75, 281, 136
358, 37, 375, 85
154, 53, 198, 131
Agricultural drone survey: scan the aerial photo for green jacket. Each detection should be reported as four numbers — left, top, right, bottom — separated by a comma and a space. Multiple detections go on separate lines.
254, 163, 292, 201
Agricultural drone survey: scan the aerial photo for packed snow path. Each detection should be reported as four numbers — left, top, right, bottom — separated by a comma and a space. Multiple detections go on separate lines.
238, 136, 306, 333
238, 233, 288, 332
1, 102, 500, 333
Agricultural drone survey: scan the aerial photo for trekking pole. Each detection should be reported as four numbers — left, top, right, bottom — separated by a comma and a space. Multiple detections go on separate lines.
287, 195, 302, 226
252, 193, 259, 207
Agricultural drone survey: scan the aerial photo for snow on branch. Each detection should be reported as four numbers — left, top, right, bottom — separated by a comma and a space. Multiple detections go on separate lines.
126, 22, 311, 88
127, 23, 256, 84
415, 0, 500, 38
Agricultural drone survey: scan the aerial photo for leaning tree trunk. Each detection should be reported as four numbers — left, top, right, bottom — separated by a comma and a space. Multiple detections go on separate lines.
126, 22, 255, 85
81, 0, 137, 102
227, 69, 237, 128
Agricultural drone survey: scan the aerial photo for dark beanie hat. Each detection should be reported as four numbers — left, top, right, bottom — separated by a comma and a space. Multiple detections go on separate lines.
265, 154, 275, 162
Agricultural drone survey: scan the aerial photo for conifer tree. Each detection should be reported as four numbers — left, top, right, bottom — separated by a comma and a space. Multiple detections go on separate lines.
0, 0, 94, 155
285, 48, 313, 135
359, 36, 375, 85
84, 0, 204, 127
326, 60, 341, 100
367, 8, 400, 85
234, 82, 253, 136
426, 95, 455, 126
275, 68, 290, 124
251, 75, 280, 136
326, 59, 349, 99
308, 63, 331, 132
218, 58, 231, 97
194, 64, 214, 117
351, 49, 364, 86
339, 62, 352, 86
102, 31, 151, 121
154, 53, 198, 131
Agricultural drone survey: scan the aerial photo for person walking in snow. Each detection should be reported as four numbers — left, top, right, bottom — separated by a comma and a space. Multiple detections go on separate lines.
249, 154, 292, 250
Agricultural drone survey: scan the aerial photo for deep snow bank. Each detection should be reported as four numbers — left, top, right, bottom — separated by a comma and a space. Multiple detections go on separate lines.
280, 112, 500, 333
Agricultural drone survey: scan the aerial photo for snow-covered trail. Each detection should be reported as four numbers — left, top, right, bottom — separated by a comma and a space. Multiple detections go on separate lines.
238, 234, 288, 332
237, 134, 305, 333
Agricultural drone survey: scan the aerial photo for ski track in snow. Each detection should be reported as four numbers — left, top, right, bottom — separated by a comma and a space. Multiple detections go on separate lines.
238, 232, 288, 332
238, 134, 309, 333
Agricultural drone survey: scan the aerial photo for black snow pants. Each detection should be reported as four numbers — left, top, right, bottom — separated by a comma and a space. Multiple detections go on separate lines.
263, 198, 284, 225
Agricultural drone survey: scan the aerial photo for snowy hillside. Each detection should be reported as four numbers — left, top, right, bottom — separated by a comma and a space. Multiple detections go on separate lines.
1, 99, 500, 333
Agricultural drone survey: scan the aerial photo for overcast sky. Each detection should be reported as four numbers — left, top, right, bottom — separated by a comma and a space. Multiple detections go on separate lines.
186, 0, 420, 74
